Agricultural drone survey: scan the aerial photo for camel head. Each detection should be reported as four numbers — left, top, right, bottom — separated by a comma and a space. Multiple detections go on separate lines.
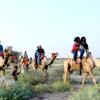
51, 52, 58, 60
48, 52, 58, 65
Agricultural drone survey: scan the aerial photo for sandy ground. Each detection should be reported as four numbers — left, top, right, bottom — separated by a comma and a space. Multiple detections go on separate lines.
32, 92, 72, 100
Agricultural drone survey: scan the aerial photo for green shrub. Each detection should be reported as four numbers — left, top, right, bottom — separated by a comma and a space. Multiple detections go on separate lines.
51, 80, 72, 92
0, 81, 33, 100
34, 83, 50, 93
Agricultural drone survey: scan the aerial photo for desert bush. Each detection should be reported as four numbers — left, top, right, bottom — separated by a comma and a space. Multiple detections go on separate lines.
34, 83, 50, 93
0, 71, 34, 100
51, 80, 72, 92
0, 82, 33, 100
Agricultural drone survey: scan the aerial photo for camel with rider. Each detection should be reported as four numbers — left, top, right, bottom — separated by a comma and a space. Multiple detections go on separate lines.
63, 52, 100, 88
32, 52, 58, 81
0, 49, 13, 75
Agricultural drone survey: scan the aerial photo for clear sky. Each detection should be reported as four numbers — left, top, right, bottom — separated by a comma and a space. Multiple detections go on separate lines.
0, 0, 100, 58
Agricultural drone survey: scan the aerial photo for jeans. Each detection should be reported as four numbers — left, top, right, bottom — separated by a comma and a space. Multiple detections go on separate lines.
80, 49, 85, 59
35, 52, 41, 65
37, 54, 41, 64
72, 51, 78, 61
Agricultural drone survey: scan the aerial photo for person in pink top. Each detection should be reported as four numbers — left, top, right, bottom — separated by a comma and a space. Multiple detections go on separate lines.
71, 36, 81, 62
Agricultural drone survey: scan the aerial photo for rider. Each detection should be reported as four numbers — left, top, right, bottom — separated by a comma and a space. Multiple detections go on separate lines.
71, 36, 81, 62
35, 45, 45, 65
24, 51, 28, 58
80, 36, 89, 59
71, 36, 83, 75
79, 36, 89, 75
0, 41, 4, 58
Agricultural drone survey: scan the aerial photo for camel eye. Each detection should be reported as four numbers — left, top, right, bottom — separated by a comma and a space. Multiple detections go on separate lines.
52, 53, 54, 55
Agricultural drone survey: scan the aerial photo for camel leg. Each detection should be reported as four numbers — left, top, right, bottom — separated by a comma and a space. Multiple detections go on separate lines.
3, 69, 5, 76
42, 69, 48, 82
0, 68, 5, 76
63, 70, 69, 83
63, 72, 68, 83
89, 72, 97, 87
25, 64, 29, 71
63, 61, 70, 83
33, 65, 37, 70
81, 72, 89, 88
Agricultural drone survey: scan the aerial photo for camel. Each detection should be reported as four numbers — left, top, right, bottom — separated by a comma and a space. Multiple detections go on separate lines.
0, 56, 5, 75
0, 49, 13, 75
32, 52, 58, 81
63, 52, 100, 88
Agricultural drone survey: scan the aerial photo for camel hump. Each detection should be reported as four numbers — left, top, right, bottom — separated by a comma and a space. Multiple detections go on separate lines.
0, 56, 4, 67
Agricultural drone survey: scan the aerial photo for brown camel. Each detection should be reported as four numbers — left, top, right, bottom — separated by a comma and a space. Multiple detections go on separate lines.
0, 57, 5, 75
63, 52, 99, 88
32, 52, 58, 81
0, 49, 13, 75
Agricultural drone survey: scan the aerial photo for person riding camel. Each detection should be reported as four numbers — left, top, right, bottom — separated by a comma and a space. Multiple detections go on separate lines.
24, 51, 28, 58
71, 36, 83, 75
3, 48, 12, 66
80, 36, 89, 59
23, 51, 29, 65
71, 36, 81, 62
35, 45, 45, 66
0, 41, 4, 59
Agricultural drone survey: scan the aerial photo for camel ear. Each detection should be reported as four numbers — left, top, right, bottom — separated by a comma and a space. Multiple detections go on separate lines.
52, 52, 58, 56
56, 52, 59, 55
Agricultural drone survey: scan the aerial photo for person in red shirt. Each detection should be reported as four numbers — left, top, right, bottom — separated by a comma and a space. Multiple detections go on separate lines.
71, 37, 80, 62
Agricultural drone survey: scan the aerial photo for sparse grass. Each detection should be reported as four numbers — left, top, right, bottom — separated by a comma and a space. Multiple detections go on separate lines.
51, 80, 72, 92
52, 59, 64, 64
31, 80, 72, 95
49, 70, 63, 82
93, 67, 100, 75
68, 84, 100, 100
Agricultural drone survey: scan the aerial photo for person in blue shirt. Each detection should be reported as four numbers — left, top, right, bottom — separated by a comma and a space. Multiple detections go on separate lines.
0, 41, 4, 58
35, 45, 45, 66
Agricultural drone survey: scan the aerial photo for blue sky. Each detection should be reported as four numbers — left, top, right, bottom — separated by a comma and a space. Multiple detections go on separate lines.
0, 0, 100, 58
